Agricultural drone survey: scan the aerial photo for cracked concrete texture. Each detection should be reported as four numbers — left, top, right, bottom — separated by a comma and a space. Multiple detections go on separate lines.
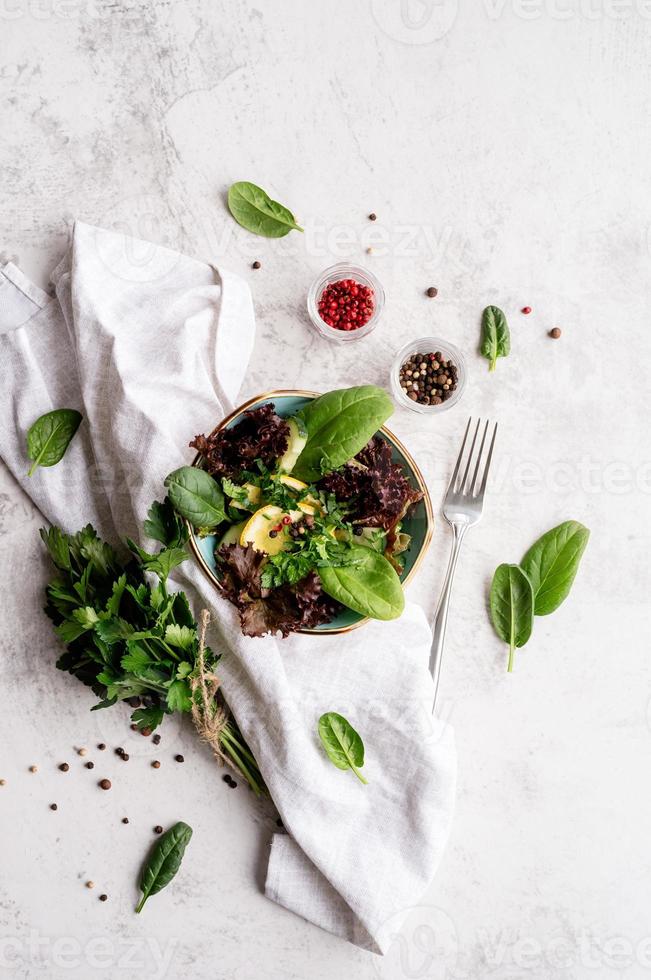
2, 2, 651, 978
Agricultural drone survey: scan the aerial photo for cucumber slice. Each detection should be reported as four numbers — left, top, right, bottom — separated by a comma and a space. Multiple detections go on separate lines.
216, 521, 247, 552
278, 417, 308, 474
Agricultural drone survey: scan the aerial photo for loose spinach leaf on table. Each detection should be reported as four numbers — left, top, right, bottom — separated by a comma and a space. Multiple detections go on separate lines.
318, 712, 367, 785
480, 306, 510, 372
227, 181, 303, 238
136, 821, 193, 913
26, 408, 82, 476
164, 466, 227, 529
318, 544, 404, 621
489, 563, 534, 672
293, 385, 394, 483
520, 520, 590, 616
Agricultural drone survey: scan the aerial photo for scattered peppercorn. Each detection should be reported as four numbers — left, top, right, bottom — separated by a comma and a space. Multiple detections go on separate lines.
86, 881, 94, 889
29, 765, 38, 773
99, 779, 111, 791
50, 803, 58, 811
121, 753, 130, 762
152, 761, 161, 769
368, 212, 377, 221
97, 743, 106, 751
175, 755, 184, 763
317, 278, 374, 332
426, 287, 438, 298
229, 779, 237, 789
152, 733, 161, 746
154, 825, 163, 835
522, 306, 532, 314
141, 727, 152, 737
85, 761, 94, 770
130, 724, 138, 731
115, 747, 125, 757
78, 748, 87, 757
269, 529, 278, 539
122, 817, 129, 824
398, 350, 459, 407
366, 246, 374, 254
99, 894, 108, 902
252, 260, 261, 269
59, 763, 69, 772
0, 780, 6, 786
549, 327, 562, 339
222, 774, 231, 784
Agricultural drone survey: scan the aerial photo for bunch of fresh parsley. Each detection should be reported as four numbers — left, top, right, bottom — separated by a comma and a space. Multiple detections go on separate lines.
41, 499, 265, 794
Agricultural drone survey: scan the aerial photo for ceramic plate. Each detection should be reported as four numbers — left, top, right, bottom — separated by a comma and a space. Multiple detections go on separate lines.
187, 390, 433, 634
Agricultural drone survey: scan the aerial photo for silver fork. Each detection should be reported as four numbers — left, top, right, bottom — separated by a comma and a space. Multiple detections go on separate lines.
430, 418, 498, 707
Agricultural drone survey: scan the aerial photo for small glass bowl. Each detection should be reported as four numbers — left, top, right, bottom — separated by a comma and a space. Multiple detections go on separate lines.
391, 337, 467, 415
307, 263, 385, 343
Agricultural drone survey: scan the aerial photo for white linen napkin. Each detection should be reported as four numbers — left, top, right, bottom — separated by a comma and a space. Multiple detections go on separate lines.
0, 222, 456, 954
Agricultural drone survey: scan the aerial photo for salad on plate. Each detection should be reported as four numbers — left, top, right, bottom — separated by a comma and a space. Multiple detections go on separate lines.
166, 386, 429, 637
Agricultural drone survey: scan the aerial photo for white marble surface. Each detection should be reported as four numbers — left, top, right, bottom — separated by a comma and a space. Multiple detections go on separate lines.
2, 2, 651, 977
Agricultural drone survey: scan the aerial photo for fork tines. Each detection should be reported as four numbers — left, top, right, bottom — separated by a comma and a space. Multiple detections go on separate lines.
449, 418, 498, 499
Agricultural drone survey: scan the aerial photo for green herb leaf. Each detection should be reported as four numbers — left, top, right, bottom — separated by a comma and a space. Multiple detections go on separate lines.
318, 712, 367, 784
520, 521, 590, 616
120, 645, 152, 674
166, 679, 192, 713
221, 478, 250, 503
293, 386, 394, 483
135, 821, 193, 913
127, 540, 188, 581
480, 306, 511, 372
227, 181, 303, 238
164, 466, 227, 529
318, 545, 404, 621
26, 409, 82, 476
144, 498, 189, 548
164, 624, 196, 651
131, 706, 165, 732
489, 563, 534, 672
39, 526, 72, 571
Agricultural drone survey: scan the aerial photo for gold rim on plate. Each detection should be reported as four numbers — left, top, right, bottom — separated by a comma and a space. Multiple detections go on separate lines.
186, 389, 434, 636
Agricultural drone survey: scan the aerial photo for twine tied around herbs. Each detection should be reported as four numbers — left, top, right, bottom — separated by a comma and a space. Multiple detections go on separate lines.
190, 609, 235, 773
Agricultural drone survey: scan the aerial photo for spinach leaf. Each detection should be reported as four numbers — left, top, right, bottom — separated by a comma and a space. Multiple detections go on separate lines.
520, 521, 590, 616
227, 181, 303, 238
480, 306, 510, 372
318, 712, 367, 784
26, 408, 82, 476
164, 466, 227, 529
490, 563, 534, 672
135, 821, 193, 913
293, 386, 394, 482
318, 544, 404, 620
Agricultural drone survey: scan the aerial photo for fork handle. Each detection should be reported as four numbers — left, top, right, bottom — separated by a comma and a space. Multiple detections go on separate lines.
429, 522, 468, 710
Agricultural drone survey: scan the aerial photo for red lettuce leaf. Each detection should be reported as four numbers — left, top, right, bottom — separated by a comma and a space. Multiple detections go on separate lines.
320, 436, 422, 531
217, 544, 340, 637
191, 403, 289, 479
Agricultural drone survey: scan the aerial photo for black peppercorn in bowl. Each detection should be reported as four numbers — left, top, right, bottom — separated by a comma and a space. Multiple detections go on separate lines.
390, 337, 467, 415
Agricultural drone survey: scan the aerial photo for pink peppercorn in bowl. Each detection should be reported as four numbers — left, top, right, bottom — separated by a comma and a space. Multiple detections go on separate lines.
390, 337, 467, 415
307, 263, 385, 343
